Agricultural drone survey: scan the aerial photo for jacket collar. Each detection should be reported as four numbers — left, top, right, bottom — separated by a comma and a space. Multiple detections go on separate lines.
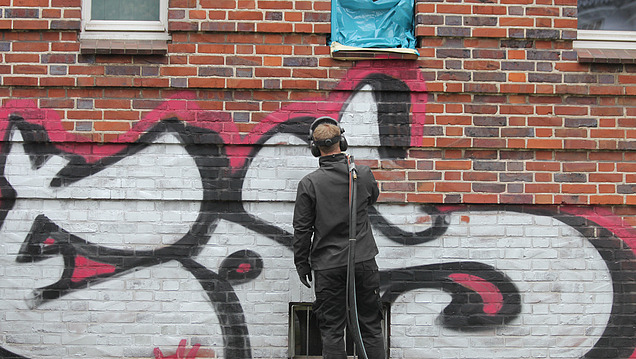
318, 153, 346, 167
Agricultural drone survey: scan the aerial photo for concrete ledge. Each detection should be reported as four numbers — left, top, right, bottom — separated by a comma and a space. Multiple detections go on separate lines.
576, 48, 636, 64
80, 39, 168, 55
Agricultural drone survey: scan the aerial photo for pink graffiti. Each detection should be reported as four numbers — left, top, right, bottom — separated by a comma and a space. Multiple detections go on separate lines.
71, 255, 116, 282
437, 205, 636, 358
558, 206, 636, 359
237, 263, 251, 273
153, 339, 201, 359
0, 62, 427, 173
448, 273, 503, 316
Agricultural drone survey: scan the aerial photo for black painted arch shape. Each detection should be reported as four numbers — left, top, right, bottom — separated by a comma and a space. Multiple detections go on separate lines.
374, 205, 636, 358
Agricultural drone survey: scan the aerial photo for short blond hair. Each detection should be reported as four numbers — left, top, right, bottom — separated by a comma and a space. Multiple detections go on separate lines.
313, 123, 340, 153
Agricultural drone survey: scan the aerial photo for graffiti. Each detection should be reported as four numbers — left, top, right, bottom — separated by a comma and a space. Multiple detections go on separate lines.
0, 63, 634, 358
373, 205, 636, 358
154, 340, 201, 359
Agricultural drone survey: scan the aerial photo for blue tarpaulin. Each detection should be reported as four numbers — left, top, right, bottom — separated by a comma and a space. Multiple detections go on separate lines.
331, 0, 416, 49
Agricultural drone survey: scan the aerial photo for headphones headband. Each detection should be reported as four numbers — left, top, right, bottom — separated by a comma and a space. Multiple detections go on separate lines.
309, 117, 340, 136
308, 116, 348, 157
314, 135, 341, 147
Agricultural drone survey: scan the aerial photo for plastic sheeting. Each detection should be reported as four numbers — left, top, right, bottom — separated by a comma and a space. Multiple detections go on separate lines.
331, 0, 416, 49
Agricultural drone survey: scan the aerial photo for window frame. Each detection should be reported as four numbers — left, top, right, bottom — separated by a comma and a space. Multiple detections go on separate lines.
80, 0, 170, 41
574, 0, 636, 50
328, 0, 419, 60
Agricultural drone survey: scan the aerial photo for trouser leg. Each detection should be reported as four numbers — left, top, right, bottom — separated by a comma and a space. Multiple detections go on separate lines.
314, 260, 386, 359
354, 259, 386, 359
314, 267, 348, 359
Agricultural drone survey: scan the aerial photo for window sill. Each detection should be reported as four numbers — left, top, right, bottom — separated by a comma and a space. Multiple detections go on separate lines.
330, 42, 419, 61
576, 48, 636, 64
80, 39, 168, 55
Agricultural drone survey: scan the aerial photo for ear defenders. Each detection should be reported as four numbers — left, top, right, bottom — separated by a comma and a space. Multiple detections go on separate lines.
308, 116, 348, 157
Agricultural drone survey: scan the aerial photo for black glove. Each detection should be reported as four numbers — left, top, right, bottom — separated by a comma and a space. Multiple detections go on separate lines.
298, 269, 312, 288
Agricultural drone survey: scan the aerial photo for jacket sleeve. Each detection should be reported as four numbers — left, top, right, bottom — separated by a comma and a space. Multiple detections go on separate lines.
292, 179, 315, 276
365, 167, 380, 205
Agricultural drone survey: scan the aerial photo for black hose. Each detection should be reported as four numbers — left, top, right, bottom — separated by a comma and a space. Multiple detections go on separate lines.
346, 155, 368, 359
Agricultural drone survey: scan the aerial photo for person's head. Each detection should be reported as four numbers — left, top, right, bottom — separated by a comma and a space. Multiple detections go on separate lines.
313, 123, 342, 156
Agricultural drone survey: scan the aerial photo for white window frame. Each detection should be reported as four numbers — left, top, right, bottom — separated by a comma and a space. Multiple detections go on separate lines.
80, 0, 170, 41
574, 30, 636, 50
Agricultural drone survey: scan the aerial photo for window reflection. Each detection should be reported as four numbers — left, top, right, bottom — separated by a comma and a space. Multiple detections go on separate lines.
578, 0, 636, 31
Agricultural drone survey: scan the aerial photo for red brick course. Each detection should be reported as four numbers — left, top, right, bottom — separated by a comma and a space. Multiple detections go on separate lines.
0, 0, 635, 213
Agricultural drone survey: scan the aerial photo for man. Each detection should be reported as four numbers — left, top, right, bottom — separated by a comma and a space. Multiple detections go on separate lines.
292, 117, 385, 359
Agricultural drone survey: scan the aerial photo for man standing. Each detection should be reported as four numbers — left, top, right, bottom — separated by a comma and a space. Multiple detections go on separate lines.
292, 117, 385, 359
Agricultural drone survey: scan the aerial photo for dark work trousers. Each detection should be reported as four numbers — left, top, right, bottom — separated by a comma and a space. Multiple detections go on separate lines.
313, 258, 385, 359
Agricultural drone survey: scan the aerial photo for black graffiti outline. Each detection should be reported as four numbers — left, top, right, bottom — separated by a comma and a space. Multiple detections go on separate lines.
0, 72, 634, 358
382, 205, 636, 359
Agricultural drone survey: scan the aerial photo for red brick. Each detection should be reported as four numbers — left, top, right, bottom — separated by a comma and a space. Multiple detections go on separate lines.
51, 42, 80, 52
562, 184, 597, 194
473, 28, 508, 38
228, 10, 262, 20
3, 76, 38, 86
590, 195, 624, 205
379, 193, 407, 202
94, 121, 132, 132
228, 78, 262, 89
374, 171, 406, 181
590, 86, 624, 96
200, 0, 235, 8
95, 77, 133, 87
436, 182, 471, 192
258, 22, 293, 32
437, 4, 471, 14
527, 139, 562, 149
526, 162, 559, 171
564, 139, 596, 149
255, 45, 292, 55
67, 110, 102, 120
500, 17, 534, 27
13, 65, 47, 74
437, 138, 471, 148
382, 182, 416, 192
42, 8, 61, 18
406, 193, 443, 203
282, 80, 317, 90
258, 0, 293, 9
285, 12, 303, 22
40, 98, 74, 108
160, 67, 197, 76
473, 5, 506, 15
435, 160, 471, 170
104, 111, 140, 121
591, 129, 625, 139
590, 173, 622, 182
555, 106, 588, 116
12, 20, 48, 30
525, 184, 560, 193
5, 53, 39, 63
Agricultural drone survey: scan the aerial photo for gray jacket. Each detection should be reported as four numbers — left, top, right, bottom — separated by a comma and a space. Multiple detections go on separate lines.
293, 153, 379, 274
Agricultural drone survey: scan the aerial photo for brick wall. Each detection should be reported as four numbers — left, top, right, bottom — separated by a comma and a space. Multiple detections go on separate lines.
1, 0, 636, 358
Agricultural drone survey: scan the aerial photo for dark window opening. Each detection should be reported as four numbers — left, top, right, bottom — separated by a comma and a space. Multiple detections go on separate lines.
288, 302, 390, 359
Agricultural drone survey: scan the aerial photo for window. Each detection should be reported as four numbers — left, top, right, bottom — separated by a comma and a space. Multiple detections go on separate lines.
329, 0, 418, 60
80, 0, 170, 54
574, 0, 636, 62
288, 302, 391, 358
